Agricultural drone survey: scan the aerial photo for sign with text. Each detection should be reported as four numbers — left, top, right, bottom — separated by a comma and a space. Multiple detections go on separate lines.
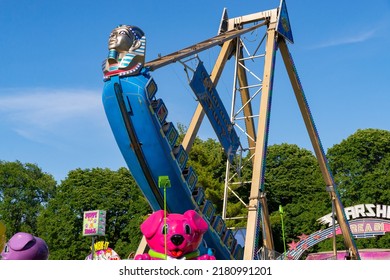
189, 62, 240, 163
85, 241, 121, 260
318, 204, 390, 227
83, 210, 106, 236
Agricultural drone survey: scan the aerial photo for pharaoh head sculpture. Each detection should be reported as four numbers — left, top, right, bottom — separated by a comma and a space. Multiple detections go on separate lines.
103, 25, 146, 79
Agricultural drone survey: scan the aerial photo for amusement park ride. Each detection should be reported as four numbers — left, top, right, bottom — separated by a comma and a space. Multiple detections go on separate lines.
101, 0, 361, 260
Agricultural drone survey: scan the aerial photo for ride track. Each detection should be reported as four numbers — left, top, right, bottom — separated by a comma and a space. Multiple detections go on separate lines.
101, 0, 361, 260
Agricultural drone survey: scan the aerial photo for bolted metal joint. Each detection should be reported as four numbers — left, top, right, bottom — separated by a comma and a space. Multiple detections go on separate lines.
325, 185, 335, 192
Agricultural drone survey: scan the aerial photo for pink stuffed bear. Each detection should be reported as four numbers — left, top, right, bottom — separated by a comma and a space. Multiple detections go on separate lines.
135, 210, 215, 260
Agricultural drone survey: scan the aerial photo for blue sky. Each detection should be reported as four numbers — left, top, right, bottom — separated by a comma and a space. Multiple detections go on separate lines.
1, 0, 389, 183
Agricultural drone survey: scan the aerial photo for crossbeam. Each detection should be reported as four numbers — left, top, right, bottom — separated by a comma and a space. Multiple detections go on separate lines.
145, 20, 269, 71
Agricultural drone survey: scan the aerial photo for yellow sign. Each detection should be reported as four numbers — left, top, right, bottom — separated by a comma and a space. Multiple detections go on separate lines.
93, 241, 110, 251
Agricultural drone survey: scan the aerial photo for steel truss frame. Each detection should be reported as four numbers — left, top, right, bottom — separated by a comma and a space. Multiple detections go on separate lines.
140, 1, 360, 260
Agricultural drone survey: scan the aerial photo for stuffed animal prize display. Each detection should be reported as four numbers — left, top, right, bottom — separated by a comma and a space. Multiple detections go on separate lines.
135, 210, 215, 260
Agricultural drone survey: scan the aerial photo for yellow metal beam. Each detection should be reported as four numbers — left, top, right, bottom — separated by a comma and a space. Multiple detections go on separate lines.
243, 25, 278, 260
278, 39, 360, 260
145, 22, 267, 72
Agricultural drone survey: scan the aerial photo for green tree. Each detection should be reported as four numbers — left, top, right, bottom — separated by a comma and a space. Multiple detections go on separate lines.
187, 138, 227, 210
327, 128, 390, 205
36, 167, 150, 260
327, 128, 390, 249
177, 124, 229, 215
0, 160, 56, 238
265, 143, 326, 212
263, 144, 329, 254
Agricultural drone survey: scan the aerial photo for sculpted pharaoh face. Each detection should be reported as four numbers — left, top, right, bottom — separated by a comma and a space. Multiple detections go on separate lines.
103, 25, 145, 78
108, 26, 135, 52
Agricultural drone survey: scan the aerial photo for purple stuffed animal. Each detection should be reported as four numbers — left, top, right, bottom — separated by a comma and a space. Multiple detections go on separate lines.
1, 232, 49, 260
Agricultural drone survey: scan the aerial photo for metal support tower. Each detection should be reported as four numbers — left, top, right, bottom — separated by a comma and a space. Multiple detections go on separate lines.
142, 0, 360, 260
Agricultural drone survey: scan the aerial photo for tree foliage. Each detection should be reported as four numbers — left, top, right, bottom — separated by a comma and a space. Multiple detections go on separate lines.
187, 137, 227, 211
36, 167, 150, 260
327, 128, 390, 205
327, 128, 390, 250
263, 144, 330, 254
265, 144, 326, 211
0, 161, 56, 237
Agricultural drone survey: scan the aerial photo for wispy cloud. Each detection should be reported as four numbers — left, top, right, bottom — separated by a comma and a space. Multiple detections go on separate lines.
0, 88, 104, 142
309, 29, 377, 50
